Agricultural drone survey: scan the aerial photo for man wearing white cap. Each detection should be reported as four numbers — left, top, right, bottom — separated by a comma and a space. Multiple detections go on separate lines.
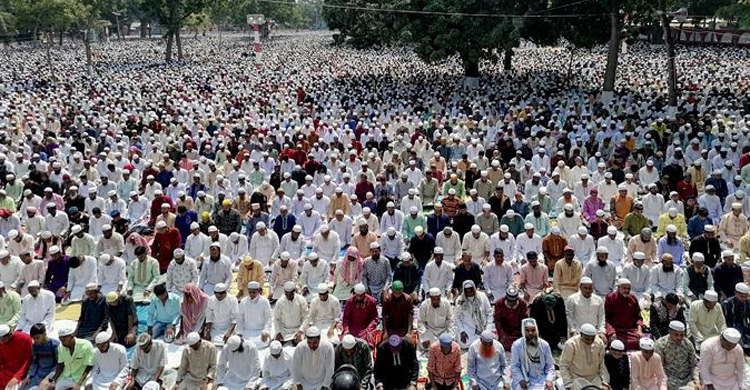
689, 290, 726, 347
0, 323, 31, 390
269, 252, 299, 301
380, 201, 404, 233
313, 225, 341, 264
0, 250, 22, 289
455, 280, 492, 349
199, 243, 233, 295
604, 278, 643, 350
629, 338, 666, 390
216, 335, 261, 390
565, 277, 605, 337
721, 282, 750, 351
596, 226, 625, 267
17, 280, 56, 334
719, 202, 749, 249
568, 226, 595, 266
291, 327, 335, 390
621, 251, 651, 302
260, 341, 294, 390
642, 184, 665, 227
69, 225, 95, 257
699, 328, 744, 390
90, 331, 128, 390
297, 204, 322, 239
273, 281, 308, 344
654, 321, 699, 390
176, 332, 218, 390
466, 330, 506, 390
303, 283, 341, 341
224, 232, 249, 266
237, 281, 272, 347
7, 229, 34, 257
515, 224, 542, 266
0, 282, 21, 329
462, 225, 490, 265
279, 225, 306, 263
165, 248, 199, 295
583, 246, 616, 297
185, 222, 211, 267
63, 255, 98, 304
559, 323, 608, 390
417, 287, 454, 349
483, 247, 514, 301
333, 334, 373, 389
49, 321, 94, 390
328, 209, 353, 249
204, 283, 239, 346
300, 253, 330, 301
435, 227, 462, 264
248, 221, 280, 268
95, 225, 125, 259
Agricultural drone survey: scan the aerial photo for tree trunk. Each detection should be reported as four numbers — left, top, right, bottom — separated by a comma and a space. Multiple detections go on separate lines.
140, 20, 148, 38
46, 32, 52, 71
165, 30, 174, 62
176, 29, 183, 60
463, 58, 479, 78
58, 30, 63, 45
503, 48, 512, 71
84, 29, 93, 76
603, 0, 620, 93
33, 25, 39, 48
660, 11, 678, 107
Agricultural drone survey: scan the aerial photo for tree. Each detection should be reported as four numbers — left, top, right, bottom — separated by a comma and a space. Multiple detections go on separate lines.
145, 0, 212, 62
15, 0, 83, 69
718, 0, 750, 28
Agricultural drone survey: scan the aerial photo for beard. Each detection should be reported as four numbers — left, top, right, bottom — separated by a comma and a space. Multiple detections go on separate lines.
598, 259, 608, 266
480, 343, 495, 358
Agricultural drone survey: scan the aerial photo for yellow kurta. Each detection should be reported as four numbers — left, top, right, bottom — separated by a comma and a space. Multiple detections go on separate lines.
719, 213, 749, 248
559, 335, 609, 389
553, 259, 583, 299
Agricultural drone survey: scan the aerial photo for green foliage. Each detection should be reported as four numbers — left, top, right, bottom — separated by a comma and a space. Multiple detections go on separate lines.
718, 0, 750, 28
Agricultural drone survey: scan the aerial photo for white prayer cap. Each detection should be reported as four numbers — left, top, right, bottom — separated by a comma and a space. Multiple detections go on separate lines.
704, 290, 719, 302
564, 203, 574, 211
317, 283, 329, 294
208, 226, 218, 232
414, 226, 424, 234
7, 230, 18, 239
618, 278, 631, 286
71, 225, 82, 234
607, 226, 617, 235
580, 323, 597, 336
723, 328, 742, 344
480, 330, 494, 343
666, 224, 677, 233
247, 281, 261, 290
292, 224, 302, 232
214, 283, 227, 293
736, 282, 749, 294
524, 223, 534, 230
320, 225, 330, 233
409, 206, 418, 213
370, 242, 380, 249
471, 225, 481, 233
578, 226, 588, 235
49, 245, 60, 255
639, 338, 655, 350
57, 320, 77, 337
550, 226, 561, 235
0, 250, 8, 258
27, 280, 40, 289
500, 225, 509, 233
596, 246, 609, 254
280, 251, 291, 260
354, 283, 366, 295
270, 340, 283, 354
579, 277, 593, 285
304, 204, 313, 211
387, 227, 395, 236
633, 252, 645, 260
669, 321, 686, 332
85, 282, 98, 291
143, 382, 161, 390
283, 281, 296, 292
0, 325, 10, 337
308, 252, 319, 260
723, 249, 735, 258
190, 222, 200, 230
210, 242, 221, 249
429, 288, 441, 297
306, 326, 321, 338
610, 340, 625, 351
155, 221, 167, 229
95, 331, 112, 344
434, 246, 444, 254
186, 332, 201, 345
256, 221, 267, 229
342, 335, 357, 349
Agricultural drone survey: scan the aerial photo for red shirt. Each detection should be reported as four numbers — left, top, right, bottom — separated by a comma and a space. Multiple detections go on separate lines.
342, 295, 378, 339
0, 331, 32, 388
676, 180, 697, 201
151, 227, 182, 272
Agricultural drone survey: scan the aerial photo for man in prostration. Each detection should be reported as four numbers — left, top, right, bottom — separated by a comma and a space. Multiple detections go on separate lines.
629, 338, 667, 390
494, 287, 528, 351
654, 321, 699, 390
565, 277, 605, 337
237, 281, 272, 347
0, 324, 32, 390
291, 327, 335, 390
605, 278, 643, 350
467, 330, 507, 390
509, 318, 555, 390
419, 287, 454, 349
260, 341, 294, 390
88, 331, 128, 390
176, 332, 218, 390
274, 281, 308, 344
558, 323, 609, 390
699, 328, 745, 390
689, 290, 726, 348
455, 280, 492, 349
216, 335, 261, 390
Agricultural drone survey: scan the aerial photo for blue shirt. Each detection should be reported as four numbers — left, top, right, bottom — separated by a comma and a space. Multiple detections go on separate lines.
147, 293, 182, 327
687, 215, 712, 239
29, 339, 60, 380
657, 236, 685, 266
176, 211, 198, 245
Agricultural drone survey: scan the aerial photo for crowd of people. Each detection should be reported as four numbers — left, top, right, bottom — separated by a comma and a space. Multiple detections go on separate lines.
0, 30, 750, 390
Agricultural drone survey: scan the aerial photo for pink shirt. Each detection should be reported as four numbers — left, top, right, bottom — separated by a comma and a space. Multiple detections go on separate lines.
519, 262, 548, 302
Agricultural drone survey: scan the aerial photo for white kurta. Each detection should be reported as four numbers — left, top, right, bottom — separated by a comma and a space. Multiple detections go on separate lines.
217, 341, 261, 390
622, 263, 652, 299
422, 260, 454, 295
97, 257, 127, 294
454, 292, 492, 349
91, 343, 128, 390
237, 295, 272, 347
419, 299, 454, 343
300, 261, 330, 300
17, 290, 56, 334
291, 340, 335, 390
205, 295, 239, 345
699, 335, 744, 390
249, 232, 280, 267
564, 292, 605, 335
273, 294, 308, 341
261, 350, 294, 390
67, 256, 98, 302
304, 296, 341, 341
0, 256, 23, 287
